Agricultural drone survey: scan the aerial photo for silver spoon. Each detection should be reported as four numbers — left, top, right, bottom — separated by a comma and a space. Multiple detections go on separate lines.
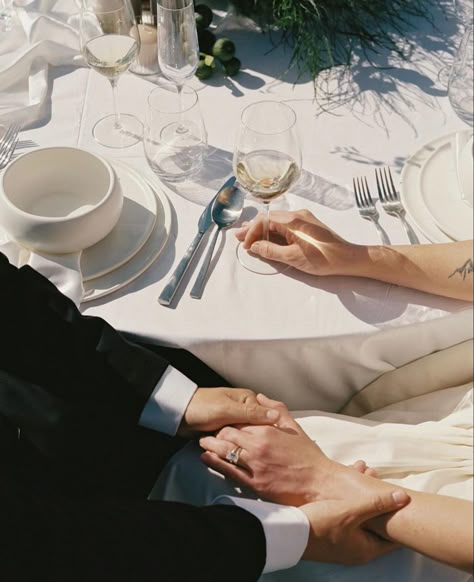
190, 184, 244, 299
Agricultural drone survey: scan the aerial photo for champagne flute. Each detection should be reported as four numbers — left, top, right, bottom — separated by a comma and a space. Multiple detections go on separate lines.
80, 0, 143, 148
234, 101, 302, 275
156, 0, 199, 134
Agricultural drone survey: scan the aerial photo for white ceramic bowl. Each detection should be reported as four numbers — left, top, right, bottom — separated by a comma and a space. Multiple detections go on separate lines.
0, 147, 123, 254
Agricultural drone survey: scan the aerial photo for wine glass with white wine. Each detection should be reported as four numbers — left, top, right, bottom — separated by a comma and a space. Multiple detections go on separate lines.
234, 101, 302, 275
80, 0, 143, 148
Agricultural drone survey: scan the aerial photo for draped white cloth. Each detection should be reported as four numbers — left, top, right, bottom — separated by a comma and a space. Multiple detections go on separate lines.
153, 340, 474, 582
0, 0, 82, 128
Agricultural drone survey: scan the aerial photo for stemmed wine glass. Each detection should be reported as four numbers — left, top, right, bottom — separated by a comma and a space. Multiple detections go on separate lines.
80, 0, 143, 148
156, 0, 199, 134
448, 25, 473, 206
234, 101, 302, 275
448, 25, 474, 127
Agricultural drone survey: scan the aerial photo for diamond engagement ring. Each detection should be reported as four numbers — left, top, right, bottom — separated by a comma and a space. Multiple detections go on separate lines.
225, 446, 242, 465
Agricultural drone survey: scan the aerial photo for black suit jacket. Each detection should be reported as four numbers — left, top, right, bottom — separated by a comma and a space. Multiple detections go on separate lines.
0, 253, 266, 581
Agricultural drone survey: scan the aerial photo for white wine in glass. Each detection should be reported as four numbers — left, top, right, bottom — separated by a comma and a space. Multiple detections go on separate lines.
80, 0, 143, 148
234, 101, 302, 275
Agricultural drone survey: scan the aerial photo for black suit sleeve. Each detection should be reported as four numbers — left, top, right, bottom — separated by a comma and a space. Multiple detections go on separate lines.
0, 252, 170, 458
1, 472, 266, 582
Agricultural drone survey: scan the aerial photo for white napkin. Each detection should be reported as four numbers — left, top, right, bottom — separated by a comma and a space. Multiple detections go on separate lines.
0, 0, 83, 128
0, 233, 84, 306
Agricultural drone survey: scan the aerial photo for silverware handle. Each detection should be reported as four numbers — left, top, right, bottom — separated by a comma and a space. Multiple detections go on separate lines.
399, 215, 420, 245
190, 229, 220, 299
158, 232, 204, 306
372, 219, 391, 246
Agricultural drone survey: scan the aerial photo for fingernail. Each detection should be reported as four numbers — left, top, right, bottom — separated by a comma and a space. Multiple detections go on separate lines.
251, 242, 260, 253
266, 409, 279, 421
392, 490, 409, 506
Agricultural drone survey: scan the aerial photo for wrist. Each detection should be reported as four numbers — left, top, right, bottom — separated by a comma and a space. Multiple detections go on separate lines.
326, 242, 372, 277
341, 244, 393, 280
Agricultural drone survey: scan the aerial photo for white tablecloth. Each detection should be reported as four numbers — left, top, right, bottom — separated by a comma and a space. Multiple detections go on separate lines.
2, 1, 473, 408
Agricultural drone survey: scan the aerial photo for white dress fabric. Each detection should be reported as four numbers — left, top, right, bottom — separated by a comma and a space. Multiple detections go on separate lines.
153, 340, 474, 582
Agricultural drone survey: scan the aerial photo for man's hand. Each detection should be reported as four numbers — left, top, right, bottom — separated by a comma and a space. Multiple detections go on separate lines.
300, 489, 410, 565
179, 388, 280, 436
235, 209, 360, 277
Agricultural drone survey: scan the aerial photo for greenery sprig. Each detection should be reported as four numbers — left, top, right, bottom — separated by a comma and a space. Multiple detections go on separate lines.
230, 0, 432, 79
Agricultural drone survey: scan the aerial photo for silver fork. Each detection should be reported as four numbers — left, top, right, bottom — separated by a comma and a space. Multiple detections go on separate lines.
353, 176, 390, 244
375, 167, 420, 245
0, 122, 22, 170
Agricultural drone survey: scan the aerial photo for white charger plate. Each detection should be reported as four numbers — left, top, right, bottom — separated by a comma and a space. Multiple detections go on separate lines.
82, 165, 172, 303
419, 131, 473, 241
81, 160, 157, 281
400, 134, 458, 243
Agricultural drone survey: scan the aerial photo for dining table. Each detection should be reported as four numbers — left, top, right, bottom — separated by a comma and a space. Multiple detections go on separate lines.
1, 0, 473, 413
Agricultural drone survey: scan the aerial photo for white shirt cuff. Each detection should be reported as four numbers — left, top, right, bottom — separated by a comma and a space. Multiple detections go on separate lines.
138, 366, 197, 436
214, 496, 309, 574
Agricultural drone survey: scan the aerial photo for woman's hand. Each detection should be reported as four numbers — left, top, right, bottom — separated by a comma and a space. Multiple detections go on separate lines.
235, 209, 361, 277
300, 490, 409, 565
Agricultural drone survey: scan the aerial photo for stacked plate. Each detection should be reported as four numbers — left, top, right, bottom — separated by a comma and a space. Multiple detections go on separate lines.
400, 131, 473, 243
81, 160, 171, 302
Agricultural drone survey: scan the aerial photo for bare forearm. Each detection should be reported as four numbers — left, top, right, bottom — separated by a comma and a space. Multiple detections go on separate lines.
345, 240, 473, 301
369, 490, 474, 572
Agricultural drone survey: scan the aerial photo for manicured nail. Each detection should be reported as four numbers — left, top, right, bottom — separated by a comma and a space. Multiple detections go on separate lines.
266, 409, 279, 421
392, 490, 409, 506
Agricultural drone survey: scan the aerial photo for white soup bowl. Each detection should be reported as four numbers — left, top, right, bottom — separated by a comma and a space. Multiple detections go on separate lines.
0, 147, 123, 254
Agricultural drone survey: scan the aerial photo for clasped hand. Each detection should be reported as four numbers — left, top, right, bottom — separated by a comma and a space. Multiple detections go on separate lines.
199, 394, 410, 565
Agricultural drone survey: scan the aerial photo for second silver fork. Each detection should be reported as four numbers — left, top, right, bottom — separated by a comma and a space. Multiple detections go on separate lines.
375, 167, 420, 245
353, 176, 390, 245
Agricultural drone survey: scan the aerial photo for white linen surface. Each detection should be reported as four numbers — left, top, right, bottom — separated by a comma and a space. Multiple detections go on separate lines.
0, 0, 82, 128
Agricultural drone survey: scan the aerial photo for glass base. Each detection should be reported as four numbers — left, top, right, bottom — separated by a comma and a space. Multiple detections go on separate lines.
93, 114, 143, 148
236, 242, 287, 275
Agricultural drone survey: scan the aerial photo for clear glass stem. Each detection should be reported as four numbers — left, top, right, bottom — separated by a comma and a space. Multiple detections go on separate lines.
110, 78, 121, 130
262, 201, 270, 242
176, 83, 186, 134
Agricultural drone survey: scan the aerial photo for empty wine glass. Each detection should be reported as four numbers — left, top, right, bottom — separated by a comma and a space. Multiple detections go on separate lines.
449, 25, 474, 127
156, 0, 199, 134
234, 101, 302, 275
80, 0, 143, 148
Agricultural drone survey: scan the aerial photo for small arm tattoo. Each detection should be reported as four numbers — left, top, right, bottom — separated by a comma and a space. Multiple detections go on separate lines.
449, 259, 474, 281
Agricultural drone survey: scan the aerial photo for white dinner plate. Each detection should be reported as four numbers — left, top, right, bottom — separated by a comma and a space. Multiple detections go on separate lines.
400, 134, 458, 243
419, 131, 473, 241
82, 167, 172, 303
81, 160, 157, 281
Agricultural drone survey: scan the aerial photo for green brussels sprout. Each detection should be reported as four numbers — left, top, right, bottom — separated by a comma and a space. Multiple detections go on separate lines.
196, 60, 214, 80
223, 56, 241, 77
212, 37, 235, 62
195, 4, 213, 29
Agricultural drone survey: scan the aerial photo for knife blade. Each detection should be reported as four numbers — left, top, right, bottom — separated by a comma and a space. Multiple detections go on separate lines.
158, 176, 237, 306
